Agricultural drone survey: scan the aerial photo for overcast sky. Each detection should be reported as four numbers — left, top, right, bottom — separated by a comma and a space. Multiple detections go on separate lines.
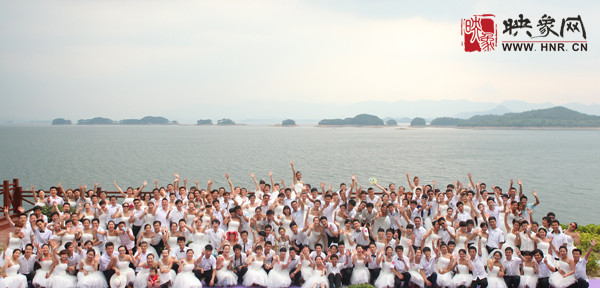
0, 1, 598, 122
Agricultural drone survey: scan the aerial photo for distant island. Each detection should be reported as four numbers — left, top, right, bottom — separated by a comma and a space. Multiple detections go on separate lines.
217, 118, 236, 125
281, 119, 296, 126
430, 106, 600, 128
319, 114, 384, 126
52, 116, 177, 125
197, 119, 213, 125
410, 117, 426, 127
51, 118, 72, 125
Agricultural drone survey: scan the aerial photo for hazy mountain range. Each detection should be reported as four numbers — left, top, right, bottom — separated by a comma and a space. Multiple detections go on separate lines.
4, 99, 600, 125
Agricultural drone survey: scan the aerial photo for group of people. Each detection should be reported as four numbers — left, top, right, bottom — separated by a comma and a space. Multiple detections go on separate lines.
0, 163, 596, 288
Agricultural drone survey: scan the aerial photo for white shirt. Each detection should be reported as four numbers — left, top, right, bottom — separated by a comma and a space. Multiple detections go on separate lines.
132, 208, 146, 226
326, 262, 345, 274
200, 255, 217, 270
207, 229, 226, 249
169, 209, 186, 224
536, 259, 553, 278
18, 255, 36, 274
392, 255, 409, 273
34, 228, 53, 245
99, 251, 117, 271
471, 255, 487, 279
550, 233, 567, 258
575, 258, 588, 280
502, 257, 522, 276
290, 230, 309, 247
487, 227, 504, 249
352, 228, 370, 247
413, 225, 427, 247
155, 207, 170, 227
420, 256, 436, 277
291, 208, 305, 229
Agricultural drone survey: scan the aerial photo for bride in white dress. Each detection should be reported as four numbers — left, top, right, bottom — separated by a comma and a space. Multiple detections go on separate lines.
549, 247, 576, 288
172, 250, 203, 288
0, 249, 27, 288
243, 245, 269, 287
216, 245, 238, 286
110, 246, 137, 288
76, 249, 108, 288
519, 251, 539, 288
487, 250, 508, 288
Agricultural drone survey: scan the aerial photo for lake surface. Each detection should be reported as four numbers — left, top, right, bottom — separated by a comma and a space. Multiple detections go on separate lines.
0, 125, 598, 224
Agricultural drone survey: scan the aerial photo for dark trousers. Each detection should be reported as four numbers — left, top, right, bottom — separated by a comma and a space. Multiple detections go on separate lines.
102, 269, 116, 283
394, 272, 411, 288
341, 267, 353, 285
234, 267, 248, 284
132, 225, 142, 239
290, 270, 302, 286
328, 273, 342, 288
575, 279, 589, 288
425, 273, 438, 288
369, 268, 381, 285
536, 277, 549, 288
152, 239, 165, 255
327, 235, 340, 247
471, 277, 488, 288
24, 271, 35, 288
195, 269, 217, 285
486, 245, 495, 254
504, 275, 520, 288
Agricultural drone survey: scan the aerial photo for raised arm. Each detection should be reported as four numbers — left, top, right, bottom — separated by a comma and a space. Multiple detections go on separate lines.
114, 180, 126, 197
291, 161, 298, 185
250, 174, 259, 192
584, 240, 598, 261
406, 173, 415, 190
225, 173, 234, 194
517, 180, 523, 198
468, 173, 478, 193
531, 190, 540, 207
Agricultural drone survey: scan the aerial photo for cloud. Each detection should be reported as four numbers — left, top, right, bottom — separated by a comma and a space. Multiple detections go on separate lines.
0, 0, 598, 121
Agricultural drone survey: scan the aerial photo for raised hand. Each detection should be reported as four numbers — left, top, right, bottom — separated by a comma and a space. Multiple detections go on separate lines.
517, 179, 522, 185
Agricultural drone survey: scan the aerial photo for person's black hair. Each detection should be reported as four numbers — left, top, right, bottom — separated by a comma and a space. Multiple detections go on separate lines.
205, 245, 213, 251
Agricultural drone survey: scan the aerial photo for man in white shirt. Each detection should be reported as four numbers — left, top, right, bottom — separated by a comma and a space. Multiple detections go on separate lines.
286, 248, 302, 286
326, 253, 349, 288
18, 244, 36, 285
232, 244, 248, 284
351, 219, 370, 247
573, 240, 597, 288
502, 247, 522, 288
206, 219, 226, 252
195, 245, 217, 286
549, 220, 567, 259
420, 247, 437, 288
469, 242, 488, 288
106, 196, 122, 221
392, 246, 411, 288
168, 199, 186, 224
290, 200, 305, 229
486, 217, 505, 254
413, 217, 427, 249
100, 242, 118, 282
289, 221, 309, 250
34, 219, 53, 246
533, 249, 555, 288
131, 199, 146, 237
155, 198, 171, 228
320, 216, 339, 247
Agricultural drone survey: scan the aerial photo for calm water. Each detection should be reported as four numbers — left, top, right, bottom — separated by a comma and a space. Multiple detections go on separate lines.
0, 125, 598, 224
